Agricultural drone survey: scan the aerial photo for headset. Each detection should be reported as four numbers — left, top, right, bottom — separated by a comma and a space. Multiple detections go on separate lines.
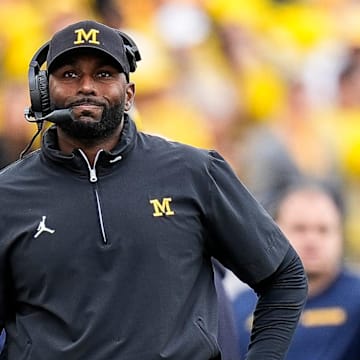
24, 30, 141, 124
20, 30, 141, 159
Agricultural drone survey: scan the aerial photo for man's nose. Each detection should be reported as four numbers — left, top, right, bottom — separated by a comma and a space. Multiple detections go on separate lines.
78, 75, 97, 94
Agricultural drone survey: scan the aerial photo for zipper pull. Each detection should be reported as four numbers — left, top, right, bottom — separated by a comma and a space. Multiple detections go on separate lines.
78, 149, 102, 183
89, 168, 97, 183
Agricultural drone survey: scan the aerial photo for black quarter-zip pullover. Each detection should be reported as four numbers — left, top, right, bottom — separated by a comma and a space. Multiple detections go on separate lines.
0, 115, 306, 359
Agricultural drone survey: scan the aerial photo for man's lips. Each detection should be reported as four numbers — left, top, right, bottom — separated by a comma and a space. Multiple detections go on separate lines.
72, 104, 103, 111
69, 98, 105, 108
70, 104, 104, 120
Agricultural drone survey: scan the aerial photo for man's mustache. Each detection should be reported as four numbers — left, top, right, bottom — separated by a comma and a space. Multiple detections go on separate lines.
68, 98, 107, 107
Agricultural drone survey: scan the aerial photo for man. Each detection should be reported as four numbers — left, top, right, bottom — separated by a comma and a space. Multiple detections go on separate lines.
233, 178, 360, 359
0, 20, 307, 359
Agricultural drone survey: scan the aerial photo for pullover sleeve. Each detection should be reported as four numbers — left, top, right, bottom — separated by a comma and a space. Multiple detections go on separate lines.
246, 246, 308, 359
203, 151, 307, 359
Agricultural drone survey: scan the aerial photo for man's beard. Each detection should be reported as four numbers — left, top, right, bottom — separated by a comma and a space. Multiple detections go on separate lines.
57, 102, 125, 145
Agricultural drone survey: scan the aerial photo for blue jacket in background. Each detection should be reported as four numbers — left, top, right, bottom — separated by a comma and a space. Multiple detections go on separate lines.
233, 269, 360, 360
0, 329, 5, 354
213, 260, 241, 360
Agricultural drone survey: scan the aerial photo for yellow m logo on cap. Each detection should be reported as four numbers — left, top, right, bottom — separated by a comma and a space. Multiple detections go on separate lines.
150, 198, 175, 217
74, 28, 100, 45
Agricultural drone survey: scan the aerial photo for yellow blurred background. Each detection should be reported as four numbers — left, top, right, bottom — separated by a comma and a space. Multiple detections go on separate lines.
1, 0, 360, 263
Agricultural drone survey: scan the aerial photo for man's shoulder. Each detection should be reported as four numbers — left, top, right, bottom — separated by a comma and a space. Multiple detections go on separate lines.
138, 131, 211, 163
140, 131, 208, 150
309, 269, 360, 309
0, 150, 41, 181
338, 269, 360, 293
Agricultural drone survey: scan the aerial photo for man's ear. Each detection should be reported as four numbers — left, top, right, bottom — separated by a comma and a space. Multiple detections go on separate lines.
125, 83, 135, 111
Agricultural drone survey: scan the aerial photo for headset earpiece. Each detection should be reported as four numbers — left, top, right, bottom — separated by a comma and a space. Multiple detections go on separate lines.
27, 42, 51, 121
117, 31, 141, 73
31, 69, 50, 116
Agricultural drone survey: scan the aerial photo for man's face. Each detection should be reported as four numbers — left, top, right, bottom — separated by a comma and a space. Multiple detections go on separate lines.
48, 49, 135, 142
276, 189, 343, 280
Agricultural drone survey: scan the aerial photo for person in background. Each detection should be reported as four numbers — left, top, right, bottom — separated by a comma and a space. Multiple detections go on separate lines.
0, 20, 307, 359
233, 177, 360, 360
213, 259, 241, 360
0, 329, 5, 354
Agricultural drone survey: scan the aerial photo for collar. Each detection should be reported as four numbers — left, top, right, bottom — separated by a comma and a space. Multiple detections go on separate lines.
41, 114, 137, 173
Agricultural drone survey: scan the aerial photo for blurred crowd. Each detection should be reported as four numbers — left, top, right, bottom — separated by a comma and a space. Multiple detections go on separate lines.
2, 0, 360, 264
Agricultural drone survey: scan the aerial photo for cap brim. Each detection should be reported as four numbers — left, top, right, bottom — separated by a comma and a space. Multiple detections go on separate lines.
47, 45, 127, 74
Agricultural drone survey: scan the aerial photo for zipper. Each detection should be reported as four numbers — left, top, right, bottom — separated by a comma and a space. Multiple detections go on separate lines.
94, 186, 107, 243
78, 149, 108, 244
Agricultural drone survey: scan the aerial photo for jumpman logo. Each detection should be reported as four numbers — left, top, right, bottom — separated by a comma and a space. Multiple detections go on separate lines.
34, 216, 55, 238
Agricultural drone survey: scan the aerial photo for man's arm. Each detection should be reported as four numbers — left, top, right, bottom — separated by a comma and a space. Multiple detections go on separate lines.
246, 246, 307, 359
202, 150, 307, 358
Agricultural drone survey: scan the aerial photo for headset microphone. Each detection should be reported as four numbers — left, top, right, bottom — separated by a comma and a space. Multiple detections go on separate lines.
24, 108, 73, 125
20, 108, 74, 159
39, 108, 74, 124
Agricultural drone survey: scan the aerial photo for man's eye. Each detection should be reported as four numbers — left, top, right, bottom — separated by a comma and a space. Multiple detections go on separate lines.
64, 71, 78, 78
97, 71, 112, 78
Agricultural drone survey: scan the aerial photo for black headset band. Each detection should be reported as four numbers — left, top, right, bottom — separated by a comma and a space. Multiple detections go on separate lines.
29, 41, 50, 71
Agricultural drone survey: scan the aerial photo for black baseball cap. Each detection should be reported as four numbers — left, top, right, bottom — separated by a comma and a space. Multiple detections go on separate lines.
46, 20, 134, 74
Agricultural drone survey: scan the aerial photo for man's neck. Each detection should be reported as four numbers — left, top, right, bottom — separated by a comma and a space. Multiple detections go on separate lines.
56, 125, 123, 167
307, 269, 340, 298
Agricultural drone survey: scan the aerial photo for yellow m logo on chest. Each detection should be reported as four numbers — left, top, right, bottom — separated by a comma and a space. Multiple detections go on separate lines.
74, 28, 100, 45
150, 197, 175, 217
